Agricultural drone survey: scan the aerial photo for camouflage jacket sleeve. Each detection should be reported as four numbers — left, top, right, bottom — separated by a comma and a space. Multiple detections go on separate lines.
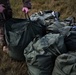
0, 0, 12, 20
22, 0, 31, 9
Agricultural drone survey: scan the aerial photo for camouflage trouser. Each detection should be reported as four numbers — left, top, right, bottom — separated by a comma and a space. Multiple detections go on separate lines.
0, 21, 6, 47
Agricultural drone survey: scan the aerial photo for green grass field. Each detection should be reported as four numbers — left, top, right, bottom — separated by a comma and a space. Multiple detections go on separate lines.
10, 0, 76, 20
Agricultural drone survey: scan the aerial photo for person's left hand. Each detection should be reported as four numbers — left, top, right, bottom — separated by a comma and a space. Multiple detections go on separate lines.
22, 7, 29, 14
0, 4, 5, 13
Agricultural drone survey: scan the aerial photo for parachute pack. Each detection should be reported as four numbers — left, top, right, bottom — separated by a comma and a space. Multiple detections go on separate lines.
4, 10, 76, 75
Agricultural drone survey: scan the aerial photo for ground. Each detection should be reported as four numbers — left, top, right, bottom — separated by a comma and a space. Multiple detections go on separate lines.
0, 47, 28, 75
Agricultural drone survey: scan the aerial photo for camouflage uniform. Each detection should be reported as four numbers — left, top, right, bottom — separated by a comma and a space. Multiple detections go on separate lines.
0, 0, 31, 47
0, 0, 31, 20
23, 0, 31, 9
0, 0, 12, 46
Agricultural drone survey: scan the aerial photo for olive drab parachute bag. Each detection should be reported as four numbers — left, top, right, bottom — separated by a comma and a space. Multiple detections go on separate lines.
4, 18, 46, 61
24, 33, 67, 75
46, 16, 75, 34
46, 21, 66, 34
30, 10, 60, 26
52, 52, 76, 75
64, 16, 75, 26
64, 25, 76, 51
46, 20, 72, 34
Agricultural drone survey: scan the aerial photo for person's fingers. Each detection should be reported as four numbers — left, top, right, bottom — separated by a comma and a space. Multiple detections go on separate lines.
3, 46, 9, 54
22, 7, 29, 14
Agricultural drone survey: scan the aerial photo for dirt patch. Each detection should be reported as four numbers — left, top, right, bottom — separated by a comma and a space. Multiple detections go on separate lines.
0, 48, 28, 75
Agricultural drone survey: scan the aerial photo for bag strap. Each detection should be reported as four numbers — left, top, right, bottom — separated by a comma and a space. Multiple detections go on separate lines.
25, 13, 31, 21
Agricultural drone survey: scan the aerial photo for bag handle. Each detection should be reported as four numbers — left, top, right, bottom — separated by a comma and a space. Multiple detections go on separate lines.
25, 13, 30, 21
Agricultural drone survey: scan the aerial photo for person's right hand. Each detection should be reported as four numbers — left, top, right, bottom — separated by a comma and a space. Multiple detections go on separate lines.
0, 4, 5, 13
22, 7, 29, 14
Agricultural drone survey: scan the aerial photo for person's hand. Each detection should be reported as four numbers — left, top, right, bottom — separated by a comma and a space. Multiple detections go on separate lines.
22, 7, 29, 14
0, 4, 5, 13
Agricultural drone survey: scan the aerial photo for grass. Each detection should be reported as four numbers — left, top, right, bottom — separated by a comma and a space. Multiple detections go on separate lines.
10, 0, 76, 20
